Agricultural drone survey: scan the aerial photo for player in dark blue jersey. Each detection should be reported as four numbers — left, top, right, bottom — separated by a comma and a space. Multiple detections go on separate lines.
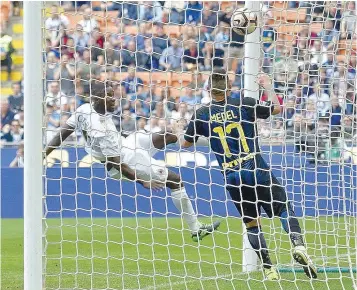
181, 69, 317, 280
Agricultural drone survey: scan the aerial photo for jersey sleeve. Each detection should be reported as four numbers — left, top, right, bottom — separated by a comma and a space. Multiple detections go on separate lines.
242, 97, 273, 120
184, 110, 204, 143
66, 104, 87, 129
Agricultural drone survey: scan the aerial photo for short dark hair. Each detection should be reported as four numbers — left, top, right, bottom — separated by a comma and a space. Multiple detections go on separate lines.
90, 80, 106, 98
210, 68, 229, 97
90, 80, 114, 105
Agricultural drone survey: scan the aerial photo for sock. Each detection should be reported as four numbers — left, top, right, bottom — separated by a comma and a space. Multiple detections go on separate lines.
171, 187, 201, 232
247, 226, 273, 269
280, 208, 305, 247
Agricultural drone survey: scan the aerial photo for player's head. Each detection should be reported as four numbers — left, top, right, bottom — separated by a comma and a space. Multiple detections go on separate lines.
209, 68, 231, 101
91, 80, 115, 113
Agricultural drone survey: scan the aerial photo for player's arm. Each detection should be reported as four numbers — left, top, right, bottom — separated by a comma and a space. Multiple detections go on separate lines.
106, 156, 163, 190
180, 113, 201, 148
257, 73, 281, 115
45, 123, 74, 157
243, 74, 281, 119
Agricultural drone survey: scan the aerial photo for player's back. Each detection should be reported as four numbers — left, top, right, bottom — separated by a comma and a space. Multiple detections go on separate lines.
198, 98, 260, 170
187, 97, 272, 175
67, 103, 117, 138
66, 103, 122, 161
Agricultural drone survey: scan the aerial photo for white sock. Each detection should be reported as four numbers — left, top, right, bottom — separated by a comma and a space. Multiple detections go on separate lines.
171, 187, 201, 232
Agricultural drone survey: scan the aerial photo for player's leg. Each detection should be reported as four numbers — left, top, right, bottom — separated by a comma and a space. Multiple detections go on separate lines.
254, 156, 307, 251
166, 169, 220, 242
148, 156, 220, 241
260, 174, 317, 279
245, 219, 278, 281
105, 151, 203, 237
280, 202, 317, 279
133, 132, 220, 240
227, 173, 278, 280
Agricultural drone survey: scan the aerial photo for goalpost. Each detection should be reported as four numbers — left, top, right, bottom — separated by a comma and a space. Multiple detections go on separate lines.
24, 1, 357, 289
24, 2, 43, 290
242, 0, 261, 273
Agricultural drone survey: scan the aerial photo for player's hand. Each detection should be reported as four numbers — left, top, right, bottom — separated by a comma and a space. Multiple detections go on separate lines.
256, 73, 273, 90
142, 180, 164, 191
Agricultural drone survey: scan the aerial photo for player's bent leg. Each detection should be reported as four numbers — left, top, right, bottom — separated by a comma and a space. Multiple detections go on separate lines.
272, 186, 318, 279
278, 202, 304, 247
265, 179, 305, 247
278, 204, 317, 279
292, 245, 318, 279
228, 182, 277, 279
245, 219, 277, 280
166, 170, 220, 242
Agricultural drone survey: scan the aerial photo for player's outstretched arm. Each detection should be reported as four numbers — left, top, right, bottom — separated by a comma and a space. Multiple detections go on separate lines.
257, 73, 281, 115
107, 156, 164, 191
180, 111, 202, 148
45, 123, 74, 157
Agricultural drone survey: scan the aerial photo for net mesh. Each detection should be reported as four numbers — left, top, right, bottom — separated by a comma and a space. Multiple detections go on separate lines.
43, 1, 357, 289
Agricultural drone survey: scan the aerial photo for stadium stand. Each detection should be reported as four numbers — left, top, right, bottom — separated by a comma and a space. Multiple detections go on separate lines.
0, 1, 356, 165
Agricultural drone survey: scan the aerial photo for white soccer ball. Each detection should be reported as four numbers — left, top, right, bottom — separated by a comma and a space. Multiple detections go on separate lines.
231, 8, 258, 36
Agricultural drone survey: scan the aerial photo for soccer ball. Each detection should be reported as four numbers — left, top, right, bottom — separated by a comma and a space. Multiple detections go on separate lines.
231, 8, 258, 36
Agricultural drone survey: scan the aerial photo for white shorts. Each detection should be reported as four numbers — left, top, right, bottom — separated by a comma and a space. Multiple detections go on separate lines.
108, 130, 168, 182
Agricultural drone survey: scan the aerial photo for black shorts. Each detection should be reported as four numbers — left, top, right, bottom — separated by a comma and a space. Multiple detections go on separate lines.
227, 174, 289, 223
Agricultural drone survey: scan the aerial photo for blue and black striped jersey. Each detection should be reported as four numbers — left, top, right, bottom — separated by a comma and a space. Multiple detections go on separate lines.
184, 97, 273, 171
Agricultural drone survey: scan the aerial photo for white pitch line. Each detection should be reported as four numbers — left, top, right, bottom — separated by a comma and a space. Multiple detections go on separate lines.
136, 252, 357, 290
140, 272, 245, 290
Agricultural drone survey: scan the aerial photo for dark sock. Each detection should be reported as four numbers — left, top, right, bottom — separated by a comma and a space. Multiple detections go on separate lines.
280, 210, 304, 247
247, 226, 273, 269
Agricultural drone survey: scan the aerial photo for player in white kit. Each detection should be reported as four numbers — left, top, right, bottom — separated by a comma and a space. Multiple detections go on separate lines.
45, 81, 220, 241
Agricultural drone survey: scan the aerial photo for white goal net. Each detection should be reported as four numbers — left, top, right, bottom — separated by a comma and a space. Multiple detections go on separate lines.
41, 1, 357, 289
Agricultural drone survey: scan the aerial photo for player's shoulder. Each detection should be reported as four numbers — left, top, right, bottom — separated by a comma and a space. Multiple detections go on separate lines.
75, 103, 92, 114
193, 105, 209, 120
227, 97, 242, 108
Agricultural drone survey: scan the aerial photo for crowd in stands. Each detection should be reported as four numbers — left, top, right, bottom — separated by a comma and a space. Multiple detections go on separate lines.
1, 1, 357, 164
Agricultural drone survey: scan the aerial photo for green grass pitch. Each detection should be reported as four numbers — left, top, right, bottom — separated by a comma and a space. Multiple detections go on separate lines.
1, 217, 356, 289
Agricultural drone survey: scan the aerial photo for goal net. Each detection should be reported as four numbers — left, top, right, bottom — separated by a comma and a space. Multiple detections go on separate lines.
41, 1, 357, 289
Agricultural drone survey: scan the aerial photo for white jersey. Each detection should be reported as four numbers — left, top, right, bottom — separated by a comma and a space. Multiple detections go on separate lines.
67, 103, 122, 161
67, 104, 167, 182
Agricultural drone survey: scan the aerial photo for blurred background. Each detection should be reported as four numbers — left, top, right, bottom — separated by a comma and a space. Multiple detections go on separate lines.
0, 1, 356, 167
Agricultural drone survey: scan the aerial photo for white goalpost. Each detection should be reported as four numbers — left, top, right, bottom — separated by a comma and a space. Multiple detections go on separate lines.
23, 1, 357, 289
24, 2, 43, 289
242, 0, 261, 273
